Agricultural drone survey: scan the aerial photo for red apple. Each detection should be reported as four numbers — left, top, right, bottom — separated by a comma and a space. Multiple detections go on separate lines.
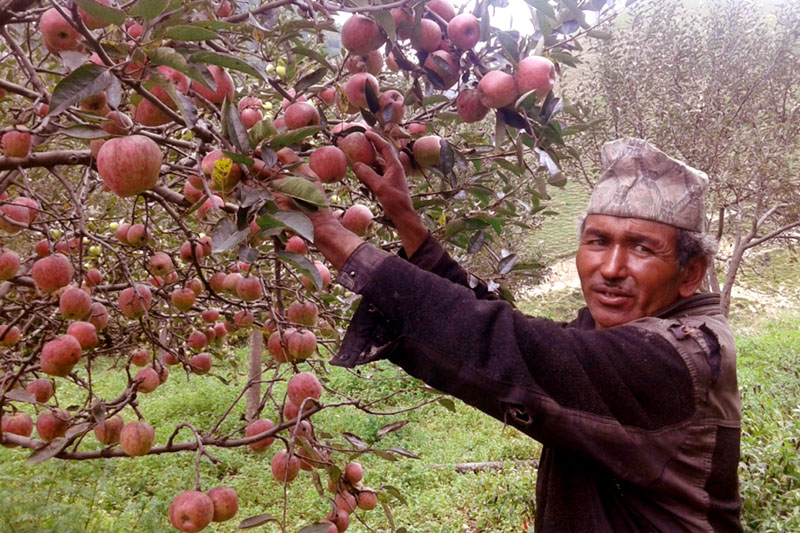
271, 450, 301, 482
189, 353, 212, 374
1, 412, 33, 441
66, 321, 98, 349
36, 409, 70, 440
32, 253, 73, 293
338, 132, 376, 167
309, 146, 348, 183
169, 491, 214, 533
132, 98, 172, 126
40, 8, 82, 53
26, 378, 55, 403
191, 65, 235, 104
284, 102, 320, 129
97, 135, 162, 197
427, 0, 456, 21
447, 14, 481, 49
342, 204, 373, 236
235, 276, 263, 302
0, 250, 20, 280
2, 127, 32, 158
341, 15, 386, 56
0, 324, 20, 347
208, 486, 238, 523
423, 50, 460, 89
88, 302, 109, 331
118, 284, 152, 319
344, 73, 379, 110
287, 300, 319, 326
119, 421, 154, 456
94, 414, 123, 444
345, 50, 384, 76
40, 335, 82, 377
456, 89, 489, 123
287, 371, 322, 406
477, 70, 518, 109
240, 107, 262, 129
515, 55, 556, 100
59, 287, 92, 320
411, 18, 442, 52
245, 418, 275, 452
413, 135, 442, 167
126, 223, 149, 246
201, 150, 241, 191
134, 367, 160, 393
378, 90, 405, 124
391, 8, 415, 39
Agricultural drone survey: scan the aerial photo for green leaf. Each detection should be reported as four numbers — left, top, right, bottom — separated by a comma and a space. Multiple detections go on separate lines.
549, 51, 580, 67
495, 158, 525, 176
277, 251, 321, 289
249, 118, 276, 146
292, 46, 334, 72
129, 0, 168, 20
74, 0, 126, 26
165, 25, 220, 41
376, 420, 409, 439
237, 513, 276, 529
294, 67, 328, 94
438, 397, 456, 412
382, 484, 408, 505
211, 218, 250, 253
586, 29, 612, 39
561, 0, 590, 29
190, 51, 265, 80
271, 177, 326, 208
221, 99, 251, 153
147, 47, 208, 87
269, 126, 322, 151
498, 253, 518, 275
524, 0, 556, 19
467, 230, 486, 253
374, 10, 396, 41
221, 151, 254, 167
273, 211, 314, 241
496, 30, 520, 63
388, 446, 420, 459
61, 125, 109, 139
48, 64, 113, 117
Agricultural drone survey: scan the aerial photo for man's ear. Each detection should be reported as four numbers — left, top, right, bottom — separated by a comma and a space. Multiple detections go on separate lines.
679, 256, 708, 298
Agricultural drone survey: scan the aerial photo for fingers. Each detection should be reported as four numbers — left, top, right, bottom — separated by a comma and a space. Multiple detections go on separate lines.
352, 162, 381, 191
365, 131, 402, 170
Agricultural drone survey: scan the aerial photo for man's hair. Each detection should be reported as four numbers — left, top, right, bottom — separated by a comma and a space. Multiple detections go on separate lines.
576, 215, 718, 270
676, 229, 718, 270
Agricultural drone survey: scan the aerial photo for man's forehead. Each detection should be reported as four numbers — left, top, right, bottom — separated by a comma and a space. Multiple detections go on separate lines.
582, 214, 678, 241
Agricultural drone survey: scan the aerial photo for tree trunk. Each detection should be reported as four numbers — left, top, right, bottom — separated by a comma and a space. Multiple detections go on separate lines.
720, 242, 748, 317
245, 329, 263, 422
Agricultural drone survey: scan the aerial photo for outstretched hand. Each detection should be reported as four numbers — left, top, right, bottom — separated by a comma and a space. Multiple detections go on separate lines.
353, 132, 428, 257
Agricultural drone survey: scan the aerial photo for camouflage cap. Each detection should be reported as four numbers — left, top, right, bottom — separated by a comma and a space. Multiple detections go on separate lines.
586, 137, 708, 232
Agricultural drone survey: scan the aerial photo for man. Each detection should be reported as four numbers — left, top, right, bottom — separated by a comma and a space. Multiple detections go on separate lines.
306, 136, 742, 531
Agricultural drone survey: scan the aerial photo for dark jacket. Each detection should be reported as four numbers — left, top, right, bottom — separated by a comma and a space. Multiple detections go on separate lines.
332, 235, 742, 532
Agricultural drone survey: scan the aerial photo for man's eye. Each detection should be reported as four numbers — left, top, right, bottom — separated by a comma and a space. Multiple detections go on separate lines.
634, 244, 652, 254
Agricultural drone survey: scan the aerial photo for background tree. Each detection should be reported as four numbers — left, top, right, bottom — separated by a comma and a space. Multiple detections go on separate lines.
565, 0, 800, 316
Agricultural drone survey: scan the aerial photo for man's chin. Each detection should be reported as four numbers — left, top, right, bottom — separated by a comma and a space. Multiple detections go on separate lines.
588, 305, 637, 330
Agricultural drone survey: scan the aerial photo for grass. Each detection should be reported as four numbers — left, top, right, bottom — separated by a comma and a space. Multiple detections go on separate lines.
4, 312, 800, 532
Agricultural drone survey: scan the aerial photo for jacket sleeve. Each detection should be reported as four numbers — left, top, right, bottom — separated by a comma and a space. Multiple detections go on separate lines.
400, 233, 499, 301
342, 251, 697, 485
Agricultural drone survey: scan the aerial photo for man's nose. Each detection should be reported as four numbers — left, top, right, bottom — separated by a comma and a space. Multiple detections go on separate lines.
599, 245, 627, 280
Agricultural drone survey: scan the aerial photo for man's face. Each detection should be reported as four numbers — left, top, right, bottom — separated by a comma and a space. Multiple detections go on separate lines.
576, 214, 692, 329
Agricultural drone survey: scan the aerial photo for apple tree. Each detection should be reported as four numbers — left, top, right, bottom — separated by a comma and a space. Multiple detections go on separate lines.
0, 0, 627, 530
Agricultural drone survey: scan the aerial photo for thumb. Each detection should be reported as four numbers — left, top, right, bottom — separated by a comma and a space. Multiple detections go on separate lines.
352, 162, 381, 191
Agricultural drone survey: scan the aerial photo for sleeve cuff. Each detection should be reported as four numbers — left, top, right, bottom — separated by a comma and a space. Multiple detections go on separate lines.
335, 243, 393, 293
398, 232, 446, 271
